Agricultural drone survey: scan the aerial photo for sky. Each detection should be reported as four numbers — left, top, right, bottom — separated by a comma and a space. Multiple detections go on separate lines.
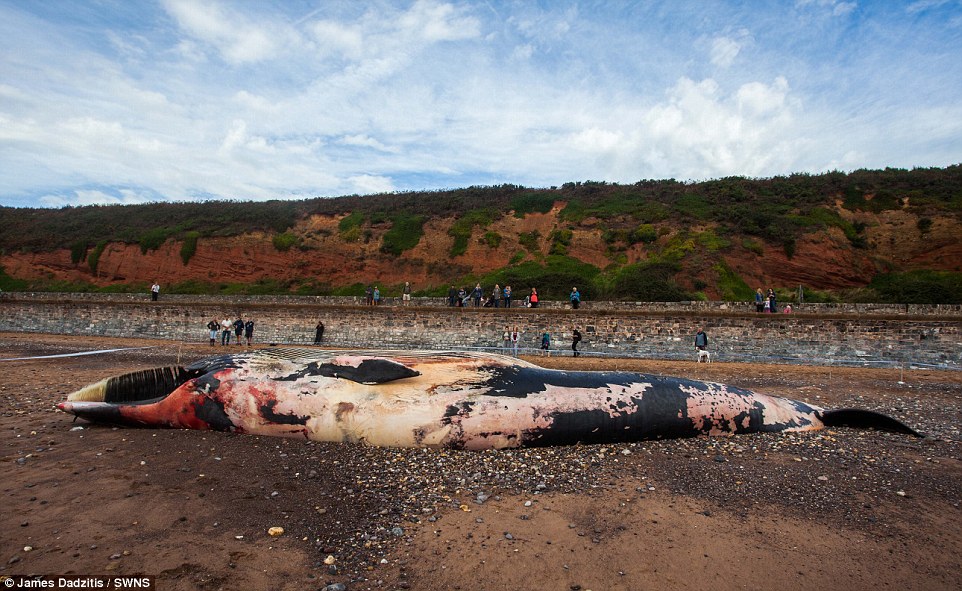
1, 0, 961, 208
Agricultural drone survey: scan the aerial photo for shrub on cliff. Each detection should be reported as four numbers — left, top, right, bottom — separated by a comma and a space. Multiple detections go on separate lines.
511, 192, 556, 218
272, 231, 300, 252
0, 266, 28, 291
548, 229, 573, 255
70, 241, 88, 265
180, 231, 200, 265
605, 261, 693, 302
380, 213, 426, 256
87, 241, 107, 275
448, 209, 497, 257
869, 270, 962, 304
139, 227, 172, 254
714, 260, 754, 302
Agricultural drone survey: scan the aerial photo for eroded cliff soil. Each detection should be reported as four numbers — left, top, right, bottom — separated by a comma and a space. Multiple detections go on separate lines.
3, 205, 959, 297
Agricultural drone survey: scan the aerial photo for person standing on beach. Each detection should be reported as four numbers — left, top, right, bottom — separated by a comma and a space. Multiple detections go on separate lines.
695, 327, 709, 352
244, 318, 254, 346
233, 317, 244, 345
403, 282, 412, 306
510, 326, 521, 356
571, 328, 582, 357
151, 282, 160, 301
220, 317, 232, 346
314, 321, 325, 345
206, 319, 219, 346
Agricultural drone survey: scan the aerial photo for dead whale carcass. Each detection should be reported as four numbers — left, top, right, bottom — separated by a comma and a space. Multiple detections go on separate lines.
56, 349, 920, 449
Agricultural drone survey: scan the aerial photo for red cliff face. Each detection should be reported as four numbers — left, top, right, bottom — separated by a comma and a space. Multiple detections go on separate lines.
2, 209, 959, 295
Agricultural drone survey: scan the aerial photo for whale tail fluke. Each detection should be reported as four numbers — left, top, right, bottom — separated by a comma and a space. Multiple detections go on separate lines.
822, 409, 922, 437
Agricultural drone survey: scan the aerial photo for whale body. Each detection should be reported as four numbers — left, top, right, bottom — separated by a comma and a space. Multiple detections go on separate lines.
56, 349, 920, 449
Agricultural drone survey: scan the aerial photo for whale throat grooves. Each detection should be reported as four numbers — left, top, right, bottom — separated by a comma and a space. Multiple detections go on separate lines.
66, 366, 190, 404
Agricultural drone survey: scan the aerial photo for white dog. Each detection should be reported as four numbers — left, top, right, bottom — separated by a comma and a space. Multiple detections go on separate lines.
697, 349, 711, 363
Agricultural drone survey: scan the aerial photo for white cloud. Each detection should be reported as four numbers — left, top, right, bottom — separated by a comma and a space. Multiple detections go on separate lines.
339, 134, 395, 152
400, 0, 482, 42
710, 36, 742, 68
349, 174, 395, 195
511, 43, 534, 60
795, 0, 858, 17
1, 1, 961, 208
833, 2, 857, 16
637, 76, 799, 178
906, 0, 952, 14
161, 0, 286, 64
309, 20, 365, 60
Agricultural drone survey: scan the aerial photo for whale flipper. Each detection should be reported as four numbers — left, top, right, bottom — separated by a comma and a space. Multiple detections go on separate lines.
821, 409, 922, 437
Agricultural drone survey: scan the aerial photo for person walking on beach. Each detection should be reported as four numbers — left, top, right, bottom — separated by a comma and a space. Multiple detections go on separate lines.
571, 328, 582, 357
540, 331, 551, 357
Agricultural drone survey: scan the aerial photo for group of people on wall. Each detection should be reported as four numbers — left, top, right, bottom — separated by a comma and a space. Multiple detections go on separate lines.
444, 285, 584, 309
448, 284, 530, 308
754, 288, 792, 314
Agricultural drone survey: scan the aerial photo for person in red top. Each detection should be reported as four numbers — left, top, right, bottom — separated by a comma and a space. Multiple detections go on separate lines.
529, 287, 539, 308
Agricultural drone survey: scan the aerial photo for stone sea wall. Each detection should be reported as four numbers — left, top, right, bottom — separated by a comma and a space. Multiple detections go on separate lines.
0, 293, 959, 367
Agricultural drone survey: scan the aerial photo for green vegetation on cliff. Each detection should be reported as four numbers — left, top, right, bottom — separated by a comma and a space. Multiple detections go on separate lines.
1, 166, 961, 302
3, 167, 958, 255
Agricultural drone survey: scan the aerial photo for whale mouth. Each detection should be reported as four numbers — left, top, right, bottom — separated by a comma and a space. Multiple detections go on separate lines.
66, 366, 189, 405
